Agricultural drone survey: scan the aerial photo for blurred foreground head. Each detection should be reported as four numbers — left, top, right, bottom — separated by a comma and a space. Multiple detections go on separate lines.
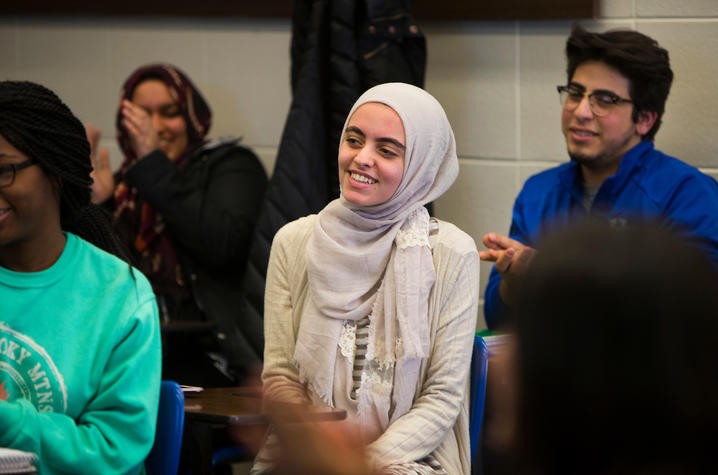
513, 221, 718, 474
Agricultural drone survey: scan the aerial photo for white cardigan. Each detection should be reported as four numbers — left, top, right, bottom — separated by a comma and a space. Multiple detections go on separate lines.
261, 215, 480, 474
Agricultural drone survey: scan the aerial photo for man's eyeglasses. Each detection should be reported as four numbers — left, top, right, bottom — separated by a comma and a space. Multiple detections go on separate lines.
0, 159, 37, 188
557, 85, 633, 117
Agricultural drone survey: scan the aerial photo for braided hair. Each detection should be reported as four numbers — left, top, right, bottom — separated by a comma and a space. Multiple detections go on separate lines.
0, 80, 128, 260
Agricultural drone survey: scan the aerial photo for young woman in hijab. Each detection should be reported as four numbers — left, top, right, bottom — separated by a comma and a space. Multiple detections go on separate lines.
254, 83, 480, 474
0, 80, 160, 474
90, 63, 268, 385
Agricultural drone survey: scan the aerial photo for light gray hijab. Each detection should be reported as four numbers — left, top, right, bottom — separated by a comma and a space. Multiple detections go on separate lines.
296, 83, 459, 429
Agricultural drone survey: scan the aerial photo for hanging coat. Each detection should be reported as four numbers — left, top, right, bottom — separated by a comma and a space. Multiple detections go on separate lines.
236, 0, 427, 359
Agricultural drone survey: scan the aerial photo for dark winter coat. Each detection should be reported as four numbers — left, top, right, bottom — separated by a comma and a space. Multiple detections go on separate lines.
124, 138, 267, 381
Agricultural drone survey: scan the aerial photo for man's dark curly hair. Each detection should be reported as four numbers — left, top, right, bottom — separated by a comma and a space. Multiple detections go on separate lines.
566, 24, 673, 141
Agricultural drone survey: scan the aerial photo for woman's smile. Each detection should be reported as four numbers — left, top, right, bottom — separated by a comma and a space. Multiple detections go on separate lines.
348, 170, 378, 185
131, 79, 189, 161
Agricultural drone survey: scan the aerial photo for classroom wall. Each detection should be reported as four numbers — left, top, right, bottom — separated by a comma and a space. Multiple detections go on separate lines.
1, 0, 717, 328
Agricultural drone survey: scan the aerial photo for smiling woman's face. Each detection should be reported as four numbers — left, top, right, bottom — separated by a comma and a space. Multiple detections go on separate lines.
0, 134, 60, 254
338, 102, 406, 207
131, 79, 189, 160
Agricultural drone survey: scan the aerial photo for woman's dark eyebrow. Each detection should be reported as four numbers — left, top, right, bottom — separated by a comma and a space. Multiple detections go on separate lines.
345, 126, 404, 150
377, 137, 405, 150
345, 125, 365, 137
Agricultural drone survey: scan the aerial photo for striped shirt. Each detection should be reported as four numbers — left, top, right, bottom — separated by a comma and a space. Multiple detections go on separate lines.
350, 317, 446, 474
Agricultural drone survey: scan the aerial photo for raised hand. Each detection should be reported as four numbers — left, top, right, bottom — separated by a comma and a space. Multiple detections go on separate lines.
85, 124, 115, 204
479, 233, 536, 306
121, 99, 159, 159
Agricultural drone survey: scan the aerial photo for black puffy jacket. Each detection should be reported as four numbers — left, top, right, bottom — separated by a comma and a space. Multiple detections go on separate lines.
124, 138, 267, 383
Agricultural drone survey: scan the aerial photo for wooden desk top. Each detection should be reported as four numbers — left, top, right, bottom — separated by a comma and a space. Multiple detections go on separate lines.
184, 387, 347, 425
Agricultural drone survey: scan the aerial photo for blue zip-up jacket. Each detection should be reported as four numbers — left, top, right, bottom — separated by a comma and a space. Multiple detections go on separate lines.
484, 141, 718, 329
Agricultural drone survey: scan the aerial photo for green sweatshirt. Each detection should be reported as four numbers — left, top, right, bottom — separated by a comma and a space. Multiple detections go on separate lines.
0, 233, 161, 474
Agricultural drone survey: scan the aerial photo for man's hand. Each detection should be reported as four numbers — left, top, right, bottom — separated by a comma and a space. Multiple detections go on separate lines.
479, 233, 536, 307
85, 124, 115, 204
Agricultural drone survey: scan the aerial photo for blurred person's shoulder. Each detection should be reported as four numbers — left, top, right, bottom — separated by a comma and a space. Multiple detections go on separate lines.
197, 137, 265, 168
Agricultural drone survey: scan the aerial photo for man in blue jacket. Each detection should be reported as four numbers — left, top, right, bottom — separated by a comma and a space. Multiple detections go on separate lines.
480, 24, 718, 329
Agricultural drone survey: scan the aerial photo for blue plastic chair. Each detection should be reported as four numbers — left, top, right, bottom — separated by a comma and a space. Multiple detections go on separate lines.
212, 445, 248, 468
146, 380, 185, 475
469, 335, 489, 464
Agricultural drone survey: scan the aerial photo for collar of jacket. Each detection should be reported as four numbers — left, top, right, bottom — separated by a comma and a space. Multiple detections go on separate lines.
557, 140, 654, 205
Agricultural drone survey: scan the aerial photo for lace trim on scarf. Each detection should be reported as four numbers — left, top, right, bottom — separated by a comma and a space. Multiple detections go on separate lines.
339, 321, 356, 359
355, 308, 396, 424
366, 308, 400, 369
356, 362, 394, 426
395, 208, 431, 249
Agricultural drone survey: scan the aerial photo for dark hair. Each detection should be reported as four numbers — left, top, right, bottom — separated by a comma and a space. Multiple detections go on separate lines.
0, 80, 129, 259
513, 221, 718, 474
566, 24, 673, 141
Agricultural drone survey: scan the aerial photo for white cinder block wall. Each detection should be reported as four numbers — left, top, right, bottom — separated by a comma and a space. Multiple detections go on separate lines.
1, 0, 717, 329
0, 18, 293, 176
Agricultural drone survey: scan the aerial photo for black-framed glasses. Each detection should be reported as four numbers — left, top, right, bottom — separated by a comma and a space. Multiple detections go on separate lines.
0, 159, 37, 188
557, 85, 633, 117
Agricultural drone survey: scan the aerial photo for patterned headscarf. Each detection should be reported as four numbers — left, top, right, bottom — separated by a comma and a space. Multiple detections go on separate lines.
115, 63, 211, 167
113, 64, 212, 312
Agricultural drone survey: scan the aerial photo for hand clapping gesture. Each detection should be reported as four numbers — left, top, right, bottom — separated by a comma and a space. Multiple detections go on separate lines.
85, 124, 115, 204
479, 233, 536, 307
120, 99, 160, 159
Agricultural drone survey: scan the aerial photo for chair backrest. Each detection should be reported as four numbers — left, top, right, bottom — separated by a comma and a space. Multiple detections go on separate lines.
469, 335, 489, 463
146, 380, 185, 475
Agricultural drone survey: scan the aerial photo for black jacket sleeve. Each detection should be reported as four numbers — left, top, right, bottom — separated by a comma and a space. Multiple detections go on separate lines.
123, 145, 267, 272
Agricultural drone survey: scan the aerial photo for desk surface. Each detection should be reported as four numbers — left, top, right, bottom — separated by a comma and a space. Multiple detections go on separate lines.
184, 387, 347, 425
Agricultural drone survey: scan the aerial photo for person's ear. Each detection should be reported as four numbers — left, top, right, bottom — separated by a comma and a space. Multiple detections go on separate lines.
636, 110, 658, 136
